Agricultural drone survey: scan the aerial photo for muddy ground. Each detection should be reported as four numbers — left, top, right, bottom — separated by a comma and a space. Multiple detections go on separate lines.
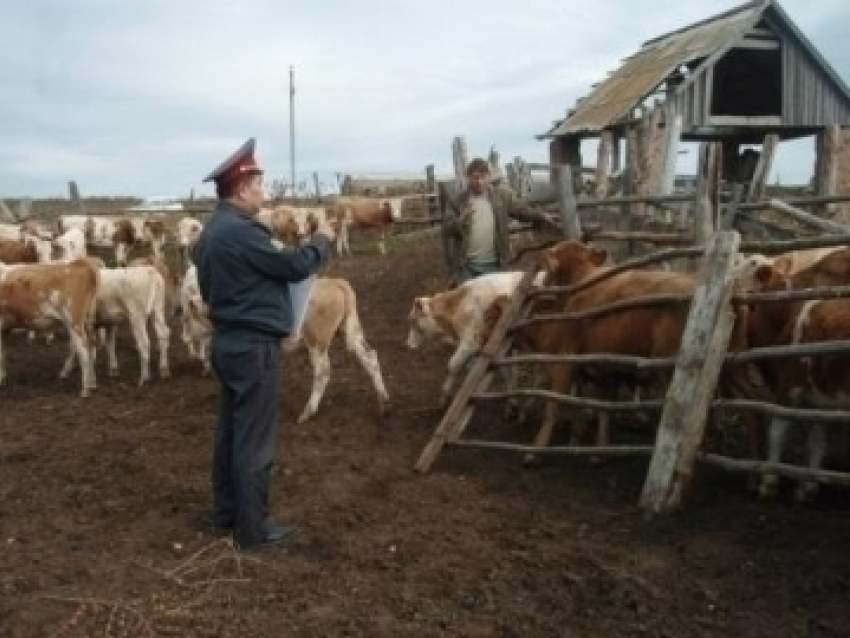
1, 233, 849, 638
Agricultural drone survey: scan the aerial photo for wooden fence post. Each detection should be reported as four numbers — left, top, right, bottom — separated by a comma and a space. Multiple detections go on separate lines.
452, 136, 469, 192
745, 134, 778, 202
555, 164, 583, 240
639, 229, 742, 514
595, 131, 613, 199
425, 164, 436, 194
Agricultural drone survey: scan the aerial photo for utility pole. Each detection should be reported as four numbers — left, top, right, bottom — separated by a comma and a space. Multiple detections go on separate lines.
289, 65, 296, 197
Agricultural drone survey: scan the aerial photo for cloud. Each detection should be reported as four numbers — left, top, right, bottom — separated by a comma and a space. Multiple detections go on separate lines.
0, 0, 847, 196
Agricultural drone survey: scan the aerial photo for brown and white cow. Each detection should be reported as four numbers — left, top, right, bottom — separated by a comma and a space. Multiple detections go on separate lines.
331, 196, 403, 255
746, 247, 850, 500
184, 275, 390, 422
406, 270, 546, 407
58, 214, 168, 265
177, 217, 204, 263
60, 264, 171, 386
0, 259, 100, 396
52, 227, 88, 262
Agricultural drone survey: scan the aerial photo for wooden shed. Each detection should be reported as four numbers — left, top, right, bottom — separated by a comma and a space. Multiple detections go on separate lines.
539, 0, 850, 205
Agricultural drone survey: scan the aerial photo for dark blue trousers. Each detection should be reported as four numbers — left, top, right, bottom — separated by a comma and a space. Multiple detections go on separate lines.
210, 334, 282, 545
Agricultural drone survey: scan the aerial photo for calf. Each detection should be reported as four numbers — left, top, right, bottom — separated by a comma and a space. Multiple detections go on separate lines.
332, 196, 402, 255
0, 259, 99, 396
747, 247, 850, 500
406, 271, 545, 407
61, 264, 171, 386
185, 276, 390, 422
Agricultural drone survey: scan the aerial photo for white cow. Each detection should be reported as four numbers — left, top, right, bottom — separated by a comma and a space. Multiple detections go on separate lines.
177, 217, 204, 262
60, 264, 171, 385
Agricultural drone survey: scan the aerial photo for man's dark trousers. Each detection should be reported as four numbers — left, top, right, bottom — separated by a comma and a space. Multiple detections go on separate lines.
210, 332, 283, 545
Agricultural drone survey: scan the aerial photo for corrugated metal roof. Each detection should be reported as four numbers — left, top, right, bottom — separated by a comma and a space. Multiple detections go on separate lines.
541, 1, 766, 138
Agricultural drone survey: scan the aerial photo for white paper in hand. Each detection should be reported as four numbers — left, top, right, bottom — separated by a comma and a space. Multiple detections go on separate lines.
287, 274, 316, 340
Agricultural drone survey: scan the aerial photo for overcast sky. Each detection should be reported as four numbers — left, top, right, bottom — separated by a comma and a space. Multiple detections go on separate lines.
1, 0, 848, 198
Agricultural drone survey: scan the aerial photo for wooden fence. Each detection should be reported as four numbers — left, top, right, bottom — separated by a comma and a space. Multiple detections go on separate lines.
416, 179, 850, 514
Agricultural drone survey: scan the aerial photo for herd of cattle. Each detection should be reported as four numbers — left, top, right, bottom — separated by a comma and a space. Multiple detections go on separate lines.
407, 241, 850, 502
0, 197, 401, 417
2, 196, 850, 503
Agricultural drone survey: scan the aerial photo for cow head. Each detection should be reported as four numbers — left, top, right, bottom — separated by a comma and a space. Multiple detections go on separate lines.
750, 264, 788, 292
177, 217, 204, 264
380, 198, 402, 222
541, 240, 608, 286
406, 296, 437, 349
52, 227, 87, 262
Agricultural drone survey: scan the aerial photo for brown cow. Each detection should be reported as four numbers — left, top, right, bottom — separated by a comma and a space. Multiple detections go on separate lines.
0, 238, 39, 264
331, 196, 403, 255
485, 241, 761, 465
0, 259, 100, 396
746, 247, 850, 500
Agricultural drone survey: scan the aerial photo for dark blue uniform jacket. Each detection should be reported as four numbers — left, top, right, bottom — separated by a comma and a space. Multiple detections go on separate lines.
191, 202, 331, 340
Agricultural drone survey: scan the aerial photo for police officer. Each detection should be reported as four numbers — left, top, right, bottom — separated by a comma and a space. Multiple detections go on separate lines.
192, 138, 334, 549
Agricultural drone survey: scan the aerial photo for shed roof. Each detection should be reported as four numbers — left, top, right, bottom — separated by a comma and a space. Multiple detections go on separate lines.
540, 0, 850, 138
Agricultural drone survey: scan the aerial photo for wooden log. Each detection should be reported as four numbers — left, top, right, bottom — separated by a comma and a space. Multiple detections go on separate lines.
723, 339, 850, 365
0, 199, 14, 223
721, 183, 744, 231
415, 270, 537, 473
611, 134, 622, 175
765, 198, 849, 234
505, 163, 518, 192
492, 352, 676, 371
526, 246, 704, 298
577, 230, 692, 245
595, 131, 613, 199
694, 195, 715, 250
713, 399, 850, 424
555, 164, 582, 240
699, 453, 850, 487
425, 164, 436, 194
452, 136, 469, 192
660, 109, 682, 196
737, 194, 850, 210
733, 286, 850, 305
473, 388, 664, 412
495, 338, 850, 370
488, 147, 503, 184
514, 292, 693, 330
740, 234, 850, 254
313, 172, 321, 200
814, 126, 838, 217
745, 134, 778, 202
449, 440, 655, 457
640, 230, 741, 513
